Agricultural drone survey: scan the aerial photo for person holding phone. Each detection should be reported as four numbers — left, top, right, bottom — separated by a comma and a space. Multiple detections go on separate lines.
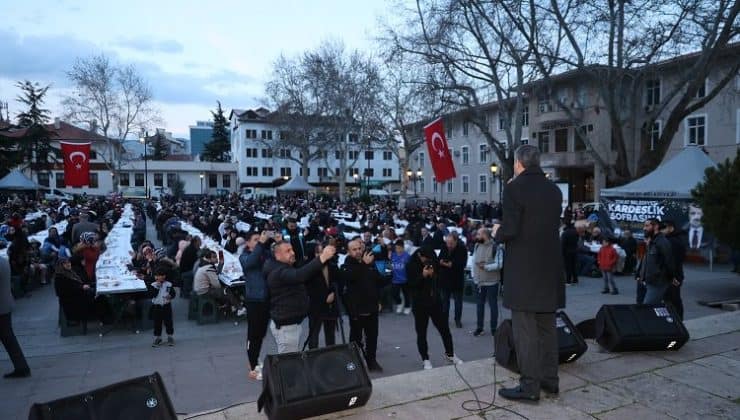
405, 246, 463, 371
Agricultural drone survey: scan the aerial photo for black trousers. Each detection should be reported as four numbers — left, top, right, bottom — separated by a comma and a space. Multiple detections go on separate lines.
511, 310, 558, 394
349, 312, 378, 362
392, 284, 411, 308
0, 312, 29, 373
245, 301, 270, 369
413, 303, 454, 361
664, 283, 684, 319
307, 315, 336, 350
563, 253, 578, 284
151, 303, 173, 336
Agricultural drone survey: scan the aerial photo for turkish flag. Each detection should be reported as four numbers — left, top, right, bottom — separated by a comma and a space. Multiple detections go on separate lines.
61, 142, 91, 187
424, 118, 456, 183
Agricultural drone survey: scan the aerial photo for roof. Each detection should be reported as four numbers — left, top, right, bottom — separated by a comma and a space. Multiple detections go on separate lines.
0, 120, 114, 143
0, 170, 41, 190
600, 146, 717, 199
277, 176, 315, 192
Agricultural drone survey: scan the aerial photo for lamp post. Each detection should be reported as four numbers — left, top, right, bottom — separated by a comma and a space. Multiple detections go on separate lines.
490, 163, 502, 203
139, 130, 149, 198
353, 173, 359, 197
199, 173, 204, 195
406, 169, 422, 196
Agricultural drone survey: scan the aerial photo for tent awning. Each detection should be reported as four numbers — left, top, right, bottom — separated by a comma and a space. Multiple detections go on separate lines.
600, 146, 716, 199
0, 170, 41, 190
277, 176, 315, 192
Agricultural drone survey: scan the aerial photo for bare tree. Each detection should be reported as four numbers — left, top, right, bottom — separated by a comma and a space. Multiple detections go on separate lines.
62, 54, 161, 189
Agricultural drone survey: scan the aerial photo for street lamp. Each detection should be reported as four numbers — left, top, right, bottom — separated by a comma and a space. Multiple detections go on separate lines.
407, 169, 422, 196
139, 130, 149, 198
199, 173, 204, 195
490, 163, 502, 203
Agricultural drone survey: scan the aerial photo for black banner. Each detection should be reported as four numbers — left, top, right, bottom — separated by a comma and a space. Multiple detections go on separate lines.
601, 197, 690, 235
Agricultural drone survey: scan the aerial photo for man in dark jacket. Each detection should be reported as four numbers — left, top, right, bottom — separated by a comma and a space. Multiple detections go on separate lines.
264, 240, 336, 354
340, 238, 384, 371
406, 247, 462, 370
438, 232, 468, 327
637, 218, 676, 305
0, 256, 30, 378
492, 145, 565, 402
306, 240, 340, 350
240, 231, 271, 379
661, 220, 686, 319
561, 223, 579, 285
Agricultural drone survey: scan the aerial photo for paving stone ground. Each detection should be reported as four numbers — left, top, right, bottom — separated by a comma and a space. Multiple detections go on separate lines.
1, 218, 739, 419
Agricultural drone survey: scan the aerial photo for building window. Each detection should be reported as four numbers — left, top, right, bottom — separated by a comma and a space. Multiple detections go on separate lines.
418, 151, 425, 166
89, 150, 97, 160
135, 173, 144, 187
479, 175, 487, 194
432, 177, 438, 193
335, 168, 340, 177
446, 124, 453, 139
208, 174, 217, 188
246, 148, 258, 158
695, 79, 706, 98
349, 150, 359, 160
119, 173, 129, 186
246, 167, 258, 176
279, 131, 288, 140
521, 138, 529, 145
521, 106, 529, 127
446, 180, 453, 193
318, 167, 329, 178
299, 167, 311, 177
646, 79, 661, 106
153, 173, 163, 187
364, 151, 374, 160
537, 131, 550, 153
89, 173, 99, 188
463, 121, 469, 136
383, 151, 392, 160
167, 173, 177, 187
685, 115, 706, 146
245, 129, 257, 139
462, 175, 469, 194
261, 130, 273, 140
222, 174, 230, 188
650, 121, 662, 151
576, 125, 593, 151
261, 148, 273, 158
538, 99, 552, 113
56, 172, 65, 188
479, 144, 488, 163
38, 172, 50, 187
554, 128, 568, 152
419, 177, 425, 193
498, 115, 507, 131
335, 151, 343, 160
461, 146, 469, 165
350, 167, 359, 177
382, 168, 392, 177
348, 133, 359, 143
280, 167, 292, 177
279, 149, 291, 159
262, 167, 273, 177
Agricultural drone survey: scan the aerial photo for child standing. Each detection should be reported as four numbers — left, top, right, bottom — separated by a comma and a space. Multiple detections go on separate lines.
149, 268, 176, 346
391, 240, 411, 314
598, 237, 619, 295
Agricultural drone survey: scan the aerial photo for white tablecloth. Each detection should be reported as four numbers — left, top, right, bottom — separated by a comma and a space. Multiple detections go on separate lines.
96, 204, 146, 295
180, 221, 244, 287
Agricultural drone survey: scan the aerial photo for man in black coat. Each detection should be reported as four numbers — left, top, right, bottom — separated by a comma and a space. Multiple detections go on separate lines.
661, 220, 686, 319
438, 232, 468, 328
1, 256, 30, 378
493, 145, 565, 402
340, 238, 384, 372
560, 223, 579, 285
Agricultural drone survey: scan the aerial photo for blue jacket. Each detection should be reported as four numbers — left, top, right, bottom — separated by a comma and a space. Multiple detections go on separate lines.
239, 243, 268, 302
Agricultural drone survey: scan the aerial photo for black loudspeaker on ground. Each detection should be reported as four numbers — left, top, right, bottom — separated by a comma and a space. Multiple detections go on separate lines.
594, 304, 689, 352
258, 342, 373, 420
28, 372, 176, 420
495, 310, 588, 372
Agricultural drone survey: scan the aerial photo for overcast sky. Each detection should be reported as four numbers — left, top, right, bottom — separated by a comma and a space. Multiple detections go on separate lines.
0, 0, 390, 138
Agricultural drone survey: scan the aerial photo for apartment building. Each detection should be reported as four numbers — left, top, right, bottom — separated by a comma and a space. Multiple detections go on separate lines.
229, 108, 400, 193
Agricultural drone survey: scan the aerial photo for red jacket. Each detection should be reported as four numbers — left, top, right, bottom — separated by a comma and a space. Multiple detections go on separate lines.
597, 245, 618, 271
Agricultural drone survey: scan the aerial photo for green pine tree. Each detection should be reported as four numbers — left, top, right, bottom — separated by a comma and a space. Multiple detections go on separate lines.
15, 80, 55, 174
691, 148, 740, 250
150, 131, 169, 160
201, 101, 230, 162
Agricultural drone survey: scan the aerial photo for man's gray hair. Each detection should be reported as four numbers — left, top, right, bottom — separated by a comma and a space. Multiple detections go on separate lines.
514, 144, 540, 169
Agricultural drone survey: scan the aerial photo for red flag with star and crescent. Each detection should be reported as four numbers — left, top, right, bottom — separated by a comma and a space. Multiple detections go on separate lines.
423, 118, 456, 183
61, 142, 91, 187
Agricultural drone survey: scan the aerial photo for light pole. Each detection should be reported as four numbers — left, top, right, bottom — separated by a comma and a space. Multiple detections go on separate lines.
353, 173, 359, 197
406, 169, 422, 195
490, 163, 502, 203
139, 130, 149, 198
199, 173, 204, 195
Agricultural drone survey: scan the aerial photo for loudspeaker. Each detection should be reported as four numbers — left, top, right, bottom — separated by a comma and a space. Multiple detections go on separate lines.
28, 372, 176, 420
494, 311, 587, 372
595, 304, 689, 352
258, 342, 372, 420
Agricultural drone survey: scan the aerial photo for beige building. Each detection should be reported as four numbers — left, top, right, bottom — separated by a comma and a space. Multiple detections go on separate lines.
407, 45, 740, 204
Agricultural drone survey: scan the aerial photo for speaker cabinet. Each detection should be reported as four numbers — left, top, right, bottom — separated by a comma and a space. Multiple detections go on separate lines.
258, 342, 372, 420
595, 304, 689, 352
28, 372, 176, 420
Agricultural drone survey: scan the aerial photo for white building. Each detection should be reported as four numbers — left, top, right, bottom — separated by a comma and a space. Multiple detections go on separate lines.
118, 160, 238, 197
229, 108, 401, 193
